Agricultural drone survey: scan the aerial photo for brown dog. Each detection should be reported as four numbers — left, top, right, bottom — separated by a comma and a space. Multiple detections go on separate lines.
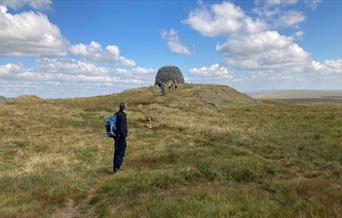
166, 80, 174, 91
145, 116, 152, 129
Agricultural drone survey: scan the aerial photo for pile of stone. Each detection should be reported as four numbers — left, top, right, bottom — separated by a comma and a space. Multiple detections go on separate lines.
0, 96, 17, 103
154, 65, 185, 85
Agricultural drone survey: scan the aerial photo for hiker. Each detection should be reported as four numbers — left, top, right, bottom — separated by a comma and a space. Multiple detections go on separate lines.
113, 101, 128, 173
173, 79, 178, 90
157, 80, 166, 96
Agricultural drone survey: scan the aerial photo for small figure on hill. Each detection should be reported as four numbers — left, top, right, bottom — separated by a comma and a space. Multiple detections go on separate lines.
113, 101, 128, 173
145, 116, 152, 129
173, 79, 178, 90
166, 80, 174, 91
157, 80, 166, 96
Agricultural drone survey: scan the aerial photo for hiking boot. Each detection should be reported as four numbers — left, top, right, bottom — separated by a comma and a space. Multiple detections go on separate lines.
113, 168, 123, 174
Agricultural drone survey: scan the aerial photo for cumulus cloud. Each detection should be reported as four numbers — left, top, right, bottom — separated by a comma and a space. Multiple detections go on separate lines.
113, 67, 156, 83
185, 1, 321, 82
189, 64, 234, 82
189, 64, 233, 79
0, 63, 21, 75
276, 11, 306, 28
292, 30, 305, 39
161, 29, 191, 55
0, 5, 67, 56
256, 0, 298, 7
216, 31, 310, 75
0, 58, 156, 89
311, 60, 342, 75
36, 58, 109, 76
0, 62, 112, 83
0, 0, 52, 10
253, 0, 307, 29
305, 0, 321, 10
184, 1, 267, 37
70, 41, 136, 66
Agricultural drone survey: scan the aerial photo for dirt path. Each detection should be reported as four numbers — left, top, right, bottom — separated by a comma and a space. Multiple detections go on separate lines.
53, 172, 114, 218
52, 188, 96, 218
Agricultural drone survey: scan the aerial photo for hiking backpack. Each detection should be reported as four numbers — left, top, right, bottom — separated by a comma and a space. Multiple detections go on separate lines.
105, 114, 118, 138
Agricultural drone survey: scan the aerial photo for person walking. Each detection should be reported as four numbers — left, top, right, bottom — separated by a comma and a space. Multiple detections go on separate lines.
173, 79, 178, 90
113, 101, 128, 173
157, 80, 166, 96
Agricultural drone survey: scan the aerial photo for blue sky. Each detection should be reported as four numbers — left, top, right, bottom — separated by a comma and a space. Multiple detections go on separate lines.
0, 0, 341, 98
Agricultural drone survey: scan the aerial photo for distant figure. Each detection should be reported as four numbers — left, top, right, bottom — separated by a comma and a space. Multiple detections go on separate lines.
113, 101, 128, 173
166, 80, 174, 91
145, 116, 152, 129
173, 79, 178, 90
157, 80, 166, 96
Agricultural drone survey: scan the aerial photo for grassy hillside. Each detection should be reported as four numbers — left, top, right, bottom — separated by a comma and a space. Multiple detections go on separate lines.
0, 84, 341, 217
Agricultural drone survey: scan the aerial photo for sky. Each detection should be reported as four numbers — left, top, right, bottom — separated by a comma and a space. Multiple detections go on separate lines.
0, 0, 341, 98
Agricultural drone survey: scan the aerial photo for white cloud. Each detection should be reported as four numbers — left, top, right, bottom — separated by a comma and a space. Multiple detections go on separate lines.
184, 1, 267, 37
0, 0, 52, 10
70, 41, 136, 66
0, 63, 21, 75
258, 0, 298, 7
311, 60, 342, 75
0, 5, 67, 56
114, 67, 156, 84
216, 31, 310, 76
36, 58, 109, 76
131, 66, 156, 75
276, 11, 306, 28
292, 30, 305, 39
305, 0, 321, 10
0, 62, 112, 83
0, 59, 156, 90
253, 0, 307, 29
189, 64, 233, 79
161, 29, 191, 55
184, 1, 337, 86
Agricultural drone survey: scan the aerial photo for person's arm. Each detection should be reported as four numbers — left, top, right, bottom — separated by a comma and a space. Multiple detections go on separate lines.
124, 116, 128, 137
116, 113, 123, 137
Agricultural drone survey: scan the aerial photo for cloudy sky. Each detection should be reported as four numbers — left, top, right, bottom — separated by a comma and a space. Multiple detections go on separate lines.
0, 0, 341, 98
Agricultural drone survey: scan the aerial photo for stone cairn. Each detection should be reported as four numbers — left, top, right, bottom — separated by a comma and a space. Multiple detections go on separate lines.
154, 65, 185, 85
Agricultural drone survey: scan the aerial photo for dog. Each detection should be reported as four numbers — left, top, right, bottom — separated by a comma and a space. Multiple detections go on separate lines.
145, 116, 152, 129
166, 80, 174, 91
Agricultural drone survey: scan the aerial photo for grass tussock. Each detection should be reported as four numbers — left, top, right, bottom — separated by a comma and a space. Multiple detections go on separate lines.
0, 84, 341, 217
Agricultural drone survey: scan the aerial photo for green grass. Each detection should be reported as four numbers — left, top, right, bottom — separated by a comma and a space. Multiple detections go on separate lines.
0, 84, 341, 217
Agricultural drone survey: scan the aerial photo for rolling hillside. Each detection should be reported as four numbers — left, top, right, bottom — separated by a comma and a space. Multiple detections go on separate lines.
0, 84, 341, 217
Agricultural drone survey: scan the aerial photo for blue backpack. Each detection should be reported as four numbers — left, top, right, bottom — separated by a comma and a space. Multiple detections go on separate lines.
105, 114, 118, 138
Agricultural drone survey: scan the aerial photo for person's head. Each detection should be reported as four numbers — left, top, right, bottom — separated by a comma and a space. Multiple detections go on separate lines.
119, 101, 127, 112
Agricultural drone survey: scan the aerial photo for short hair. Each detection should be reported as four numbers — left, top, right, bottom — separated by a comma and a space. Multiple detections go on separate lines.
119, 101, 127, 111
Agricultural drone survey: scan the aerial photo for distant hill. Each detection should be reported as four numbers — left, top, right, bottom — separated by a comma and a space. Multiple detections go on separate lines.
252, 90, 342, 100
15, 95, 41, 103
0, 95, 6, 103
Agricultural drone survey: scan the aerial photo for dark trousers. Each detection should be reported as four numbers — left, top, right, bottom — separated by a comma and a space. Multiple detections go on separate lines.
113, 136, 126, 171
159, 87, 165, 95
